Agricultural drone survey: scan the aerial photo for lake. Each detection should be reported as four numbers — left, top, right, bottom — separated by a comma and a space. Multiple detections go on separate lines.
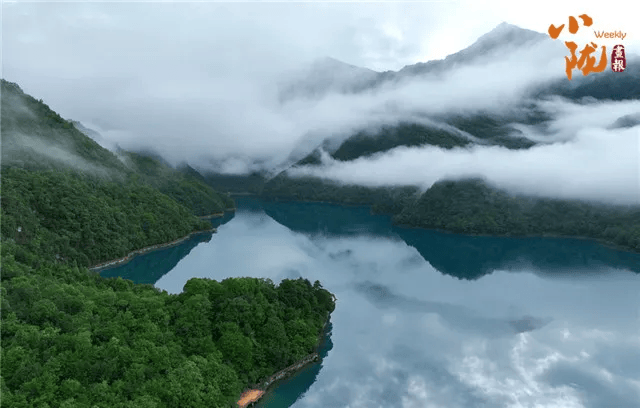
101, 197, 640, 408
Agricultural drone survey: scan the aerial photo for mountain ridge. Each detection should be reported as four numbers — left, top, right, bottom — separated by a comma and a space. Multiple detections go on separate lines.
200, 22, 640, 253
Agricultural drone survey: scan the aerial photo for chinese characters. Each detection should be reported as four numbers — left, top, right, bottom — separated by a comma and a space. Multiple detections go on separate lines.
611, 44, 626, 73
548, 14, 607, 80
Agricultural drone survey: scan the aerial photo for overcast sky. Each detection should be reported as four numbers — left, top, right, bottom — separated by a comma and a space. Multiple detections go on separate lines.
4, 0, 639, 72
3, 0, 639, 204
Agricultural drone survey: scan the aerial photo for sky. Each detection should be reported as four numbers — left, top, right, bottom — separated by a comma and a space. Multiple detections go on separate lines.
2, 0, 639, 204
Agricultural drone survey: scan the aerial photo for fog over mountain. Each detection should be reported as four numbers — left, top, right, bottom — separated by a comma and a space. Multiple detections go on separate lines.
288, 97, 640, 205
4, 2, 639, 206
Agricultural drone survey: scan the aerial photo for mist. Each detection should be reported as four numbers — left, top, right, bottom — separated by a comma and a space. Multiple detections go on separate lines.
4, 2, 639, 205
289, 98, 640, 205
2, 131, 116, 178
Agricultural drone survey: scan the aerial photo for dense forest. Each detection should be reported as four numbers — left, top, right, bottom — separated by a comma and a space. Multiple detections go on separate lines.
1, 79, 336, 407
294, 113, 539, 167
262, 174, 419, 214
393, 178, 640, 251
2, 243, 335, 407
206, 57, 640, 253
118, 151, 235, 216
328, 123, 471, 161
1, 166, 213, 268
1, 80, 129, 175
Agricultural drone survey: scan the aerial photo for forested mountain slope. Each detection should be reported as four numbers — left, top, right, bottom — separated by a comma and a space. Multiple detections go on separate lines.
1, 79, 336, 407
1, 80, 128, 176
118, 150, 235, 216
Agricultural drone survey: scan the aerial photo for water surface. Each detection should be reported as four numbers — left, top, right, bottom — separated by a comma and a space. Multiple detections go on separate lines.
103, 197, 640, 408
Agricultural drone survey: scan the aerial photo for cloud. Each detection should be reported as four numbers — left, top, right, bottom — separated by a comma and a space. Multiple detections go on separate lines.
2, 131, 115, 178
0, 90, 117, 177
4, 2, 639, 204
2, 2, 576, 172
289, 98, 640, 205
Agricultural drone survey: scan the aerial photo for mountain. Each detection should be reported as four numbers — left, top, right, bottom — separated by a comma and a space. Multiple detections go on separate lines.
1, 79, 232, 217
201, 23, 640, 253
278, 22, 554, 100
70, 120, 104, 143
278, 56, 380, 102
1, 80, 129, 177
536, 61, 640, 101
280, 22, 638, 165
118, 149, 235, 215
273, 23, 561, 167
0, 79, 234, 265
280, 21, 639, 104
395, 22, 549, 79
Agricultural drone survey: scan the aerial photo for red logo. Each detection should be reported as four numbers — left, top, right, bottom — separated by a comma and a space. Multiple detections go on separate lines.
611, 44, 626, 72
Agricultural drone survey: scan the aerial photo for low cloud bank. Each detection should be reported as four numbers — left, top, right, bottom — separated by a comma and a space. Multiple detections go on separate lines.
2, 131, 115, 178
288, 98, 640, 205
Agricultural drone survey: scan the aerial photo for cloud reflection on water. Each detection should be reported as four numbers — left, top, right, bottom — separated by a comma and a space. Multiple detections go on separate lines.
152, 202, 640, 408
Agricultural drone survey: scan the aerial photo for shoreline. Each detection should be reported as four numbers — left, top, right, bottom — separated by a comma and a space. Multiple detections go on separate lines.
92, 207, 238, 271
248, 195, 640, 255
394, 223, 640, 255
198, 212, 224, 219
197, 207, 236, 219
88, 227, 216, 271
236, 317, 331, 408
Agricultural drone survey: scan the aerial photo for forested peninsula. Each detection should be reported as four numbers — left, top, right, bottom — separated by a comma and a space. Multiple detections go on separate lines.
1, 79, 336, 407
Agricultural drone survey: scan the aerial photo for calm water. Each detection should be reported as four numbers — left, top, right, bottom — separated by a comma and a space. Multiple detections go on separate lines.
102, 197, 640, 408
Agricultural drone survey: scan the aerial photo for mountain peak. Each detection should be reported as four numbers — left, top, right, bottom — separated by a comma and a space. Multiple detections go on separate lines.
310, 56, 377, 74
470, 22, 547, 52
277, 56, 379, 102
492, 21, 523, 32
397, 22, 547, 77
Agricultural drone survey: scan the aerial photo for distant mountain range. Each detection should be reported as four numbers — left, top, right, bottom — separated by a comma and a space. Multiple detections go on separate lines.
278, 22, 638, 103
201, 22, 640, 253
204, 22, 639, 182
279, 23, 556, 101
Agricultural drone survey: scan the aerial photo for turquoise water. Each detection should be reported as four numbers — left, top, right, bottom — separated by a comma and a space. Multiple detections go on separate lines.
100, 212, 235, 283
102, 197, 640, 408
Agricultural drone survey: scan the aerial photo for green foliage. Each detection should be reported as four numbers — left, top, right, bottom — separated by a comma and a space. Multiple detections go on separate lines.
1, 167, 211, 267
1, 242, 335, 407
393, 178, 640, 251
1, 79, 129, 175
120, 151, 235, 216
262, 174, 420, 212
330, 123, 472, 161
1, 78, 235, 219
